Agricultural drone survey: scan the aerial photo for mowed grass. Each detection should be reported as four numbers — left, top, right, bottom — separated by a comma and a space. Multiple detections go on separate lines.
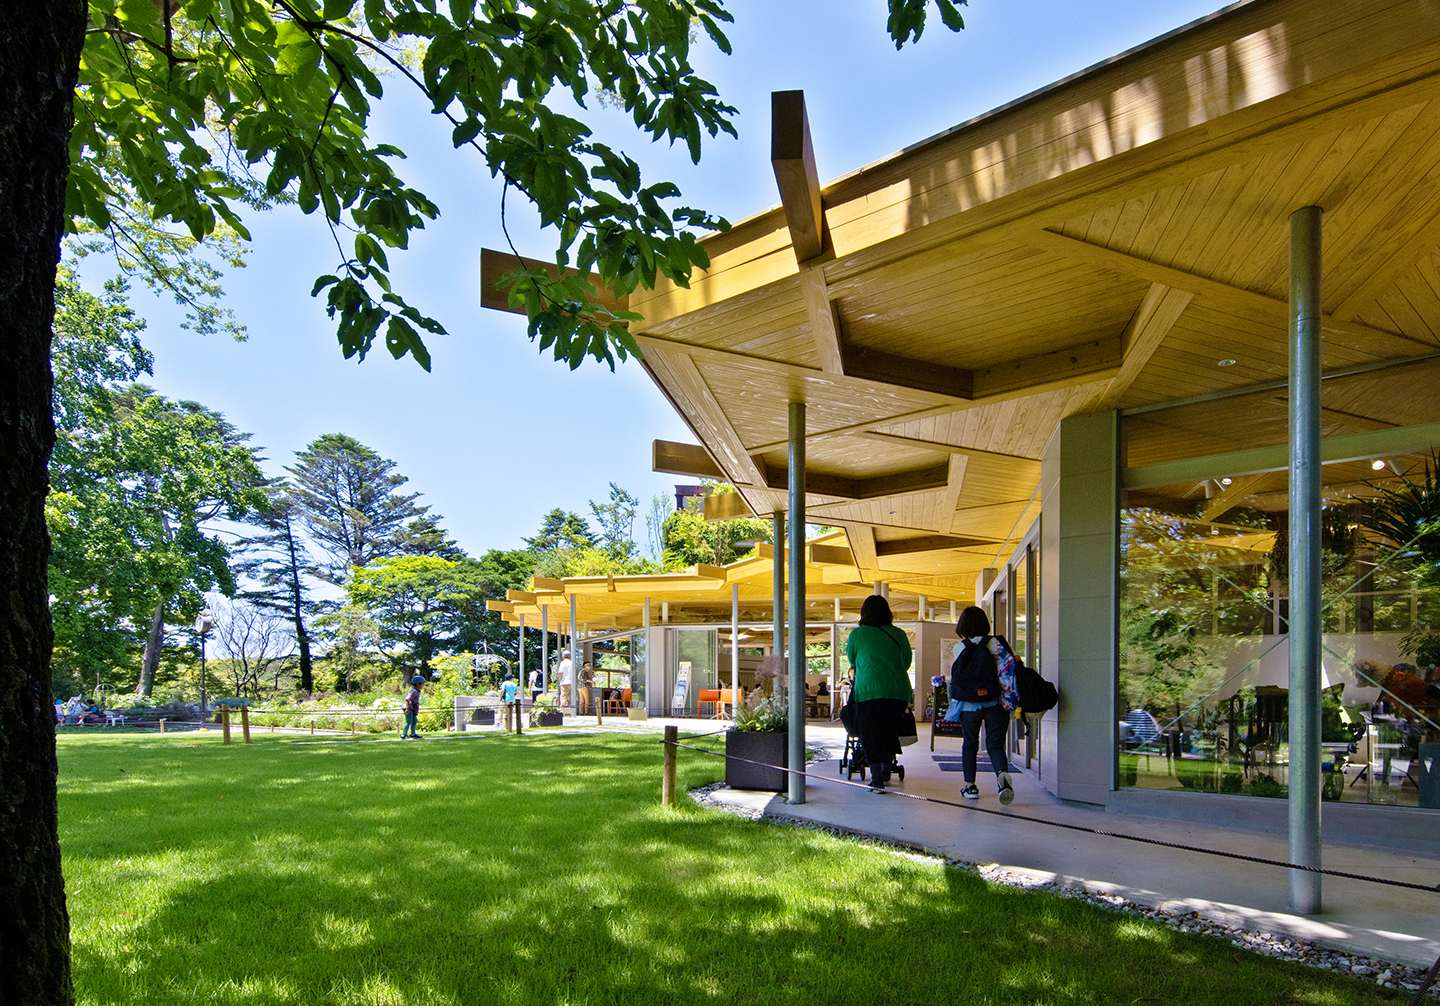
58, 731, 1398, 1005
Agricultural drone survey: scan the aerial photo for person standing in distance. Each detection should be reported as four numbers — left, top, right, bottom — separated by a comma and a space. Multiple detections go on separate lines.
402, 674, 425, 740
557, 650, 575, 711
950, 606, 1015, 804
528, 666, 542, 702
501, 672, 520, 731
844, 595, 913, 790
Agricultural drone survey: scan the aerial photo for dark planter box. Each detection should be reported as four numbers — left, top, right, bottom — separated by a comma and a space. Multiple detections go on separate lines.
536, 711, 563, 727
726, 729, 788, 791
469, 709, 496, 726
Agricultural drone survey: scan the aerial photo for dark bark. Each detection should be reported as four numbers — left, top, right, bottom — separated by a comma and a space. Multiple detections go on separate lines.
283, 519, 314, 692
136, 600, 166, 697
0, 1, 85, 1002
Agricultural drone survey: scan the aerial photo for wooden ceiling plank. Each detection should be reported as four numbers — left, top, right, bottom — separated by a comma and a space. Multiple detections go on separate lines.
1028, 229, 1435, 358
931, 454, 969, 535
844, 523, 880, 579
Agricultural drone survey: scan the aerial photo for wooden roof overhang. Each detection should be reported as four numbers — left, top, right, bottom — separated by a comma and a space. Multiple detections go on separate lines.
485, 531, 973, 633
482, 0, 1440, 602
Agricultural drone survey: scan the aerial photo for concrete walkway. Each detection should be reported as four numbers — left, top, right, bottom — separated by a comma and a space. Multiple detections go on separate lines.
687, 721, 1440, 969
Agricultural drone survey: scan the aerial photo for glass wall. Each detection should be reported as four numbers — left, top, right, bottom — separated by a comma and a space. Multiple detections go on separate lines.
1118, 452, 1440, 808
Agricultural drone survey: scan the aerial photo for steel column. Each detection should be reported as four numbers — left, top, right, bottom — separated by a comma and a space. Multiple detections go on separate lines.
518, 613, 525, 693
1288, 205, 1323, 915
788, 401, 807, 804
569, 593, 579, 716
772, 510, 785, 672
541, 606, 549, 695
731, 583, 740, 721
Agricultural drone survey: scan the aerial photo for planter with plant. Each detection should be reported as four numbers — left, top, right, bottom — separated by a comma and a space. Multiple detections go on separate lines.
529, 698, 563, 728
726, 693, 789, 791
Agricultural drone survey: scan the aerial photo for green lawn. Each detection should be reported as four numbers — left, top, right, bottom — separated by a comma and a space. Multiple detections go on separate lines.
58, 731, 1398, 1005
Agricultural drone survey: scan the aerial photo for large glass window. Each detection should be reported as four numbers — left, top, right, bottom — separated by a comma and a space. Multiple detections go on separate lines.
1118, 452, 1440, 808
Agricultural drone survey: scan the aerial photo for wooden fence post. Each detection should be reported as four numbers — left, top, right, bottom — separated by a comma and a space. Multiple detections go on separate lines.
158, 719, 165, 735
222, 705, 231, 744
662, 725, 678, 807
241, 705, 251, 744
514, 700, 523, 735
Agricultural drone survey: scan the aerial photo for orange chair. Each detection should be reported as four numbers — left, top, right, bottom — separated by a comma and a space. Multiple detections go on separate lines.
697, 688, 722, 719
605, 689, 631, 715
717, 688, 736, 719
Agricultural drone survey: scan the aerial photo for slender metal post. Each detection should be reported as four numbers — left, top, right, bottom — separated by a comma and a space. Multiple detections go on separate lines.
731, 583, 740, 721
643, 596, 651, 715
569, 593, 579, 715
541, 605, 549, 695
1288, 205, 1323, 915
788, 401, 807, 804
772, 510, 785, 680
518, 613, 525, 695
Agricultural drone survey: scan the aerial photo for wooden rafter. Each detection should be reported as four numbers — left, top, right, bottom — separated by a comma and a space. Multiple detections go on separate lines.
652, 440, 725, 479
1096, 282, 1194, 410
771, 90, 827, 263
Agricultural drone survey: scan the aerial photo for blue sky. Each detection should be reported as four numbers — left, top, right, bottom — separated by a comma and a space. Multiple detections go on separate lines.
73, 0, 1223, 557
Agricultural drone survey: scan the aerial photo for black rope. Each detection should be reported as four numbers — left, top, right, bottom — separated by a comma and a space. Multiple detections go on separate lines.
1408, 951, 1440, 1005
670, 740, 1440, 895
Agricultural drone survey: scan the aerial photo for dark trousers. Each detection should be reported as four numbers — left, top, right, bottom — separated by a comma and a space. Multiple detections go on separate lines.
857, 697, 906, 774
960, 703, 1010, 782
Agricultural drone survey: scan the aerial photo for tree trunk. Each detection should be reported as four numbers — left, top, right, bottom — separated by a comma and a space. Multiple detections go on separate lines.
0, 1, 85, 1001
287, 562, 313, 693
135, 601, 166, 698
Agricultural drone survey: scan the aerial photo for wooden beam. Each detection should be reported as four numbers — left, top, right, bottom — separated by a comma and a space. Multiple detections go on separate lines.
875, 534, 995, 557
478, 247, 628, 318
797, 263, 845, 374
505, 590, 536, 604
760, 461, 951, 500
971, 335, 1121, 398
930, 454, 969, 535
703, 491, 753, 521
1199, 473, 1268, 522
652, 440, 725, 479
840, 340, 974, 398
691, 564, 729, 581
486, 600, 514, 613
856, 432, 1041, 467
530, 577, 566, 592
771, 90, 826, 262
808, 542, 856, 566
1097, 283, 1193, 410
844, 524, 879, 577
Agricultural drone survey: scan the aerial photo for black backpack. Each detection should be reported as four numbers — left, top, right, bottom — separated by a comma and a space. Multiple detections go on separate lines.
996, 634, 1059, 715
950, 638, 1001, 703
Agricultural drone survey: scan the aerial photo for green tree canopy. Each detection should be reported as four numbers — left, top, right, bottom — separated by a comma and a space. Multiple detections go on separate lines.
346, 554, 490, 673
287, 432, 428, 581
49, 274, 266, 696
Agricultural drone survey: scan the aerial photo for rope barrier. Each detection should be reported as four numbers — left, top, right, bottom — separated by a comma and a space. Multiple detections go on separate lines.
669, 739, 1440, 895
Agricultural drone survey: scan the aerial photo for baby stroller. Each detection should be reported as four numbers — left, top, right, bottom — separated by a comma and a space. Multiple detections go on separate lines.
837, 693, 906, 783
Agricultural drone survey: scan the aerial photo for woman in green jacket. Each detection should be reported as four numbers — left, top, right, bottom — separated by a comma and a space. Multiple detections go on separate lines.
844, 595, 913, 789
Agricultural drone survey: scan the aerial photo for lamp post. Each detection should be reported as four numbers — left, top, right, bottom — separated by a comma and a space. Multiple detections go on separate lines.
194, 611, 213, 727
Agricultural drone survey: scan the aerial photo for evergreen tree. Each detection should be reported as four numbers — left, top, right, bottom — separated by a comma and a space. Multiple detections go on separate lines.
396, 515, 466, 560
235, 481, 319, 693
287, 433, 428, 582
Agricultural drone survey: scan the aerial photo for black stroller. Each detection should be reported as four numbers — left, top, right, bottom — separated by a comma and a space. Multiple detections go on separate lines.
837, 692, 906, 783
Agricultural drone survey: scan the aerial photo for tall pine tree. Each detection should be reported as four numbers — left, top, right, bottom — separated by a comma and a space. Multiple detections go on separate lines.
235, 481, 318, 693
287, 434, 427, 583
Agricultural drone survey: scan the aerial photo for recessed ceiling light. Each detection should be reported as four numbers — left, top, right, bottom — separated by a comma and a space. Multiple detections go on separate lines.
1372, 459, 1387, 471
1220, 477, 1232, 485
1218, 358, 1237, 367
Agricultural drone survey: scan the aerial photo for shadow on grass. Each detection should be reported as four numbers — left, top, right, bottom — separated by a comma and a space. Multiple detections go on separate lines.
59, 733, 1396, 1005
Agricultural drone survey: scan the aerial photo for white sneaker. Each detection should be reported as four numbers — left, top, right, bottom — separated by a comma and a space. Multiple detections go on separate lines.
997, 771, 1014, 805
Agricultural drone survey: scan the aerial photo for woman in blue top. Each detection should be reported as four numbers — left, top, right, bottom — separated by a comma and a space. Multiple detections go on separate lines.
844, 595, 913, 789
950, 606, 1014, 804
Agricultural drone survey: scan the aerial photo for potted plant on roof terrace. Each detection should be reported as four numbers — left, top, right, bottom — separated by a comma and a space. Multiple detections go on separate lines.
725, 655, 788, 792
